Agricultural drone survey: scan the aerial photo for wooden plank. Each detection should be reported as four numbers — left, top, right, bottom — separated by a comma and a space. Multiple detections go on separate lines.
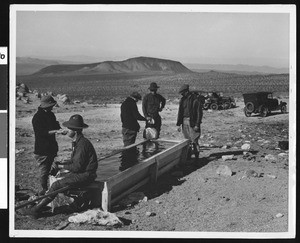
149, 158, 158, 183
111, 177, 150, 205
155, 139, 182, 143
157, 156, 181, 177
156, 149, 182, 169
101, 182, 111, 212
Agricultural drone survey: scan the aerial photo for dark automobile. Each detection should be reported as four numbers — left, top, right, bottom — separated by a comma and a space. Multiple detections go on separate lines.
243, 92, 287, 117
203, 92, 236, 110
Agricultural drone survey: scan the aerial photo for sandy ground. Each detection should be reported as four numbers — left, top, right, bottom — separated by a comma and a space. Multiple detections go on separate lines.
14, 94, 290, 233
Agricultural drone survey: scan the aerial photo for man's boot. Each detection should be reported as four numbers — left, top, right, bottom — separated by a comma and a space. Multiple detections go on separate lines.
19, 196, 54, 219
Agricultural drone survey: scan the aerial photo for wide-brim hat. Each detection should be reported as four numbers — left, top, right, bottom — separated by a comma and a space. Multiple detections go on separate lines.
130, 91, 142, 100
62, 114, 89, 129
148, 82, 159, 90
40, 95, 57, 108
178, 84, 189, 94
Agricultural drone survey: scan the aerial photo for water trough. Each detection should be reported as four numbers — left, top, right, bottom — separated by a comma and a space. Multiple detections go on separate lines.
87, 138, 189, 211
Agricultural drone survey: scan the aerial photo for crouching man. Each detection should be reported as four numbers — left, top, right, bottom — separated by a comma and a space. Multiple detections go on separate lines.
21, 114, 98, 219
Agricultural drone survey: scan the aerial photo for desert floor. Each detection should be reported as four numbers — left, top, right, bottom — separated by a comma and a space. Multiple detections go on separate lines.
14, 94, 290, 233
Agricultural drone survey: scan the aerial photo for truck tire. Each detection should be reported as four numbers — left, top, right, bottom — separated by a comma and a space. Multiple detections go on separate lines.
259, 105, 268, 117
244, 107, 251, 117
210, 103, 218, 110
203, 103, 210, 110
245, 102, 254, 112
281, 105, 287, 113
224, 101, 230, 109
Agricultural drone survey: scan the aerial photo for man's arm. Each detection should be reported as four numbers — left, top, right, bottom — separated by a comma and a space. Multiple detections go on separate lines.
132, 102, 147, 121
160, 94, 166, 110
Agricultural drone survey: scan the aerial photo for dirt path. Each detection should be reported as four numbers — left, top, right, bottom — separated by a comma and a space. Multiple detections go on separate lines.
14, 95, 290, 232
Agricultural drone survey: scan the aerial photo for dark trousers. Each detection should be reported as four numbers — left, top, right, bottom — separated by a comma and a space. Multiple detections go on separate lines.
122, 127, 137, 146
146, 114, 162, 138
34, 154, 56, 190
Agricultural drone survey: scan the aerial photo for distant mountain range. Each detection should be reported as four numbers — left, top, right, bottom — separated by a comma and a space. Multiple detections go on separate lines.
185, 63, 288, 75
16, 56, 289, 76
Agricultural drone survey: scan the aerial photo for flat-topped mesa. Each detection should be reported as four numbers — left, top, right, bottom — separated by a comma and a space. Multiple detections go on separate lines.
32, 56, 193, 76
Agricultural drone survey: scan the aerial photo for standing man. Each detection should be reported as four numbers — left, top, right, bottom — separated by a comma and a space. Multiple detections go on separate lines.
32, 95, 67, 196
176, 84, 203, 158
21, 114, 98, 219
121, 91, 148, 146
142, 82, 166, 138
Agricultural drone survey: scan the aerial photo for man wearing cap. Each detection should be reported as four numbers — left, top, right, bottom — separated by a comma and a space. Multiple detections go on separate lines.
32, 95, 67, 196
121, 92, 148, 146
142, 82, 166, 138
176, 84, 203, 158
21, 114, 98, 219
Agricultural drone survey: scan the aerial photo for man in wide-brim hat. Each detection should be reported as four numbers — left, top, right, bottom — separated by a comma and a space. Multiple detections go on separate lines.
32, 95, 68, 196
21, 114, 98, 219
142, 82, 166, 138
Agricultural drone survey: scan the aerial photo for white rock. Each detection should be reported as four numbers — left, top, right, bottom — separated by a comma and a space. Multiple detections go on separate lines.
265, 154, 277, 161
241, 135, 246, 138
278, 153, 288, 157
221, 145, 229, 149
216, 165, 232, 177
241, 143, 251, 151
276, 213, 284, 218
266, 174, 277, 179
68, 209, 123, 226
221, 155, 234, 161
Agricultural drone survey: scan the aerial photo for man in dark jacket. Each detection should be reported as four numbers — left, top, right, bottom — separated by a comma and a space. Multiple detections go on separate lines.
21, 114, 98, 219
32, 95, 67, 196
142, 82, 166, 138
121, 92, 148, 146
176, 84, 203, 158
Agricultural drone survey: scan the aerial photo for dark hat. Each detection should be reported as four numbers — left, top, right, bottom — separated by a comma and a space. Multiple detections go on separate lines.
148, 82, 159, 90
130, 91, 142, 100
178, 84, 189, 94
62, 114, 89, 129
40, 95, 57, 108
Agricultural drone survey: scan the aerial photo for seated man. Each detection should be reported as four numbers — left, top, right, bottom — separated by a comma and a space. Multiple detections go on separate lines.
21, 114, 98, 219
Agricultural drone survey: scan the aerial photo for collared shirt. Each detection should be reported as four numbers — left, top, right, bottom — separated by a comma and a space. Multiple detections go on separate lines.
63, 134, 98, 176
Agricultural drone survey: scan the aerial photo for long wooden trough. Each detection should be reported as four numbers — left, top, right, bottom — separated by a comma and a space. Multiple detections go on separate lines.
58, 139, 189, 211
68, 139, 189, 212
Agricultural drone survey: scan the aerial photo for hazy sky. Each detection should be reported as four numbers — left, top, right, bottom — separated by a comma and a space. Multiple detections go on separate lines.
16, 10, 290, 67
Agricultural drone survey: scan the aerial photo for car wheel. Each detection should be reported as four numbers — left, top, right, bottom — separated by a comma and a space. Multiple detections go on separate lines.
245, 102, 254, 112
259, 105, 268, 117
203, 103, 209, 110
281, 105, 287, 113
210, 103, 218, 110
224, 102, 230, 109
244, 107, 251, 117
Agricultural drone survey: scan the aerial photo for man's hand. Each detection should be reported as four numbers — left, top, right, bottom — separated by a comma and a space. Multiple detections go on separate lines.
56, 129, 68, 135
193, 126, 200, 132
49, 161, 60, 176
177, 126, 182, 132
